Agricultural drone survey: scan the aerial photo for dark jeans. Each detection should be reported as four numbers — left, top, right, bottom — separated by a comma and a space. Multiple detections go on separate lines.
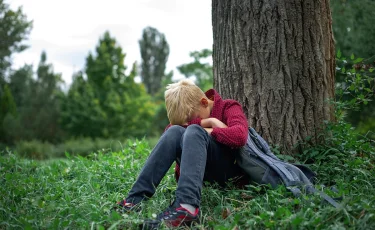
126, 124, 244, 207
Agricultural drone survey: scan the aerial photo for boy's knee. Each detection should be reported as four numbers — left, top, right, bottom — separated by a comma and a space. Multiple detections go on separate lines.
185, 124, 207, 137
165, 125, 185, 137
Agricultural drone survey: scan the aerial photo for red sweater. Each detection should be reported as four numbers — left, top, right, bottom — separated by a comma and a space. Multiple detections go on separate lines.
166, 89, 249, 180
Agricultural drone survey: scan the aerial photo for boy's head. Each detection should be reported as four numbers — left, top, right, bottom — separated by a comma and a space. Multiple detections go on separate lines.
165, 79, 208, 125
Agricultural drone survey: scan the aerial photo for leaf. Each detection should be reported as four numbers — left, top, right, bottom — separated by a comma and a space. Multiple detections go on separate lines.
5, 173, 12, 180
291, 215, 304, 227
353, 58, 364, 64
365, 88, 373, 93
337, 49, 342, 59
222, 207, 231, 219
351, 53, 355, 60
240, 192, 254, 200
97, 225, 105, 230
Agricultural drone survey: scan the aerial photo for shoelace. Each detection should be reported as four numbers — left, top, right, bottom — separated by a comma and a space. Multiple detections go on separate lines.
162, 211, 179, 220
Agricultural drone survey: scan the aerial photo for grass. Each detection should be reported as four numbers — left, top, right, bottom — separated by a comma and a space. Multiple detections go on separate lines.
1, 135, 375, 229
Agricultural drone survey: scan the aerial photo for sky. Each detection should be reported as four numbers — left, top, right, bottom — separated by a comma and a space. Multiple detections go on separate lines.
8, 0, 213, 86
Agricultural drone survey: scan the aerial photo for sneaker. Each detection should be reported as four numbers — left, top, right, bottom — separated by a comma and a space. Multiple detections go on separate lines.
157, 201, 200, 227
113, 199, 140, 213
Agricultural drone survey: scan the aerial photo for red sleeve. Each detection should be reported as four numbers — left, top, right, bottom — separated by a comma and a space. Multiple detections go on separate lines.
188, 118, 202, 126
174, 163, 180, 182
164, 121, 195, 132
164, 124, 172, 132
210, 101, 248, 147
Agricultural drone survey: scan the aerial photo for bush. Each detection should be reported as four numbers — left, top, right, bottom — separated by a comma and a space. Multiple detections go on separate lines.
10, 137, 147, 159
15, 140, 55, 160
52, 138, 95, 158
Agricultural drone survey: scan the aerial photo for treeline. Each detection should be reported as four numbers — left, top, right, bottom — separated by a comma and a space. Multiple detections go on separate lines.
0, 0, 374, 157
0, 1, 214, 152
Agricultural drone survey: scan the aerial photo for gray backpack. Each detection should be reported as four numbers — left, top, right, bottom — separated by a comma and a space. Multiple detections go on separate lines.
236, 128, 342, 208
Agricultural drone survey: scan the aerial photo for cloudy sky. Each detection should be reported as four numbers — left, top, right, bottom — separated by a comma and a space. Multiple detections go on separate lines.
8, 0, 213, 86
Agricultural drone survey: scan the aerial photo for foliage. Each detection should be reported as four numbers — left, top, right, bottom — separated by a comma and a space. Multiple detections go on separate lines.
0, 0, 32, 80
1, 132, 374, 229
0, 84, 17, 142
11, 137, 143, 160
148, 70, 173, 136
60, 72, 107, 139
14, 140, 55, 160
331, 0, 375, 59
0, 1, 32, 143
334, 51, 375, 139
330, 0, 375, 137
177, 49, 213, 92
86, 31, 127, 97
2, 52, 65, 144
139, 27, 170, 96
7, 64, 34, 107
61, 32, 156, 139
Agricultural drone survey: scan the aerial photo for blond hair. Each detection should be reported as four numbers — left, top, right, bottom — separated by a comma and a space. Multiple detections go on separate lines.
165, 79, 206, 125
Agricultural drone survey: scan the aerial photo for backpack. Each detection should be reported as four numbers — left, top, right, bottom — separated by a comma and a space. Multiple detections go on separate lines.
236, 128, 342, 208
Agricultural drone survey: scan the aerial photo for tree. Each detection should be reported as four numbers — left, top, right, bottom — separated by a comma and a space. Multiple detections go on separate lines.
139, 27, 170, 96
0, 0, 32, 83
0, 84, 17, 142
212, 0, 336, 152
31, 51, 64, 142
4, 52, 65, 143
60, 72, 106, 138
86, 31, 126, 100
8, 64, 34, 107
149, 70, 173, 136
61, 32, 156, 139
177, 49, 213, 92
3, 64, 34, 142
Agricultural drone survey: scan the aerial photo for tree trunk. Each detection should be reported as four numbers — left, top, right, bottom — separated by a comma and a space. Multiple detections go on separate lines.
212, 0, 335, 152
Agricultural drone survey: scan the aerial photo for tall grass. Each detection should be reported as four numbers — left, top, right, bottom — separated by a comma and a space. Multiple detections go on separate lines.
1, 127, 375, 229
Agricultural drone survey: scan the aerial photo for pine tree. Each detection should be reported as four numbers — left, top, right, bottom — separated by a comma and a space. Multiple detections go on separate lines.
139, 27, 170, 96
61, 32, 156, 138
0, 84, 17, 142
178, 49, 213, 92
0, 0, 32, 82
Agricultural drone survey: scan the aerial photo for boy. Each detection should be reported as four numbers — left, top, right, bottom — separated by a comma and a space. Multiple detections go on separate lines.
115, 79, 248, 227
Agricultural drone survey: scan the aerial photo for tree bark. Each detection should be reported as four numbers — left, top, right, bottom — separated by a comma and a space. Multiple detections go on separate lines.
212, 0, 335, 152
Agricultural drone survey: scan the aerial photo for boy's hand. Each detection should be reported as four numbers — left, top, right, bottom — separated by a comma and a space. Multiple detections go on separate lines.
201, 118, 227, 128
204, 128, 213, 134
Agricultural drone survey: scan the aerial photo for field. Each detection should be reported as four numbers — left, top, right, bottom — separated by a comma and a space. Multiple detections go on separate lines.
1, 137, 375, 229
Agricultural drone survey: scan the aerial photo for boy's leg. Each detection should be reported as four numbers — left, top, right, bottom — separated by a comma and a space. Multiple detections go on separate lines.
203, 139, 244, 187
174, 124, 210, 207
175, 124, 243, 207
126, 125, 185, 204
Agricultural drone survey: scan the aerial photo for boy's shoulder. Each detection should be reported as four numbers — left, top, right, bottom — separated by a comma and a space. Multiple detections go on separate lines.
213, 98, 244, 118
221, 98, 243, 108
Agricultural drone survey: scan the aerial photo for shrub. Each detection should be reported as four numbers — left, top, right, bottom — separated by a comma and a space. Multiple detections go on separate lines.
15, 140, 55, 160
11, 137, 146, 159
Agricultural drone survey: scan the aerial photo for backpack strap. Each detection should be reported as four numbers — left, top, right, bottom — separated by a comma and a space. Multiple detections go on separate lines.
309, 187, 343, 209
249, 128, 279, 160
287, 186, 302, 197
246, 128, 343, 208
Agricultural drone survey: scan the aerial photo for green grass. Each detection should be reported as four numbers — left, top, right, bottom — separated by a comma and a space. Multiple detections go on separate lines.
1, 137, 375, 229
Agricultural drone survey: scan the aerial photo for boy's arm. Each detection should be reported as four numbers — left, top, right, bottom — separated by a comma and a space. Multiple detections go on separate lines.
210, 102, 248, 148
201, 118, 227, 128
